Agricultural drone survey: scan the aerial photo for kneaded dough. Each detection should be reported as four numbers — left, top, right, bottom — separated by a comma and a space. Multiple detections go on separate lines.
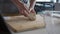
28, 12, 36, 21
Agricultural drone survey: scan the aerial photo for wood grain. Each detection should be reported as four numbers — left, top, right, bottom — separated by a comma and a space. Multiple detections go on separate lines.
5, 15, 46, 32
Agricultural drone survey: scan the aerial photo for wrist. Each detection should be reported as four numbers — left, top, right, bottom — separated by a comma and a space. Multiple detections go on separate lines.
29, 8, 33, 12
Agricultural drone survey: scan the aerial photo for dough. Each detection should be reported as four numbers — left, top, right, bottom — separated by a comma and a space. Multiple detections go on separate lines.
28, 12, 36, 21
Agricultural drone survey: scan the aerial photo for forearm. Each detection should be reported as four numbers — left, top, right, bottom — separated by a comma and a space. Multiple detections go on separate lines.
11, 0, 27, 10
29, 0, 36, 10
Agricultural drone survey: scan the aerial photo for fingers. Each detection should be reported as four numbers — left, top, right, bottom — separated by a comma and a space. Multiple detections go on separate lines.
24, 6, 30, 14
22, 9, 36, 17
23, 10, 29, 17
23, 10, 36, 21
30, 9, 36, 13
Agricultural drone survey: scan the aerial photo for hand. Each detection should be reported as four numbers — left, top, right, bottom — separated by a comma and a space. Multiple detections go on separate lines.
22, 9, 36, 17
22, 5, 36, 17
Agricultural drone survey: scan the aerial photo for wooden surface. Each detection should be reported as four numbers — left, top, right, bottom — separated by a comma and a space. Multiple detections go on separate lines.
5, 15, 46, 32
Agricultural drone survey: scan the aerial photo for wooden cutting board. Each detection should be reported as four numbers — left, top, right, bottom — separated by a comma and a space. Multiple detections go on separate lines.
5, 15, 46, 32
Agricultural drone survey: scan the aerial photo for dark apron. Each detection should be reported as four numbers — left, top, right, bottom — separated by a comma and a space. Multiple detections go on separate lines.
0, 0, 19, 16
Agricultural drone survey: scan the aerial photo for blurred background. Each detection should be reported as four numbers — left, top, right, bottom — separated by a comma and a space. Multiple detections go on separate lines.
0, 0, 60, 15
0, 0, 60, 16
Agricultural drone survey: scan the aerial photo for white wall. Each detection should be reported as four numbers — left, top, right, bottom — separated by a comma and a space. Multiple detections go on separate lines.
36, 0, 56, 3
53, 0, 56, 3
36, 0, 51, 2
